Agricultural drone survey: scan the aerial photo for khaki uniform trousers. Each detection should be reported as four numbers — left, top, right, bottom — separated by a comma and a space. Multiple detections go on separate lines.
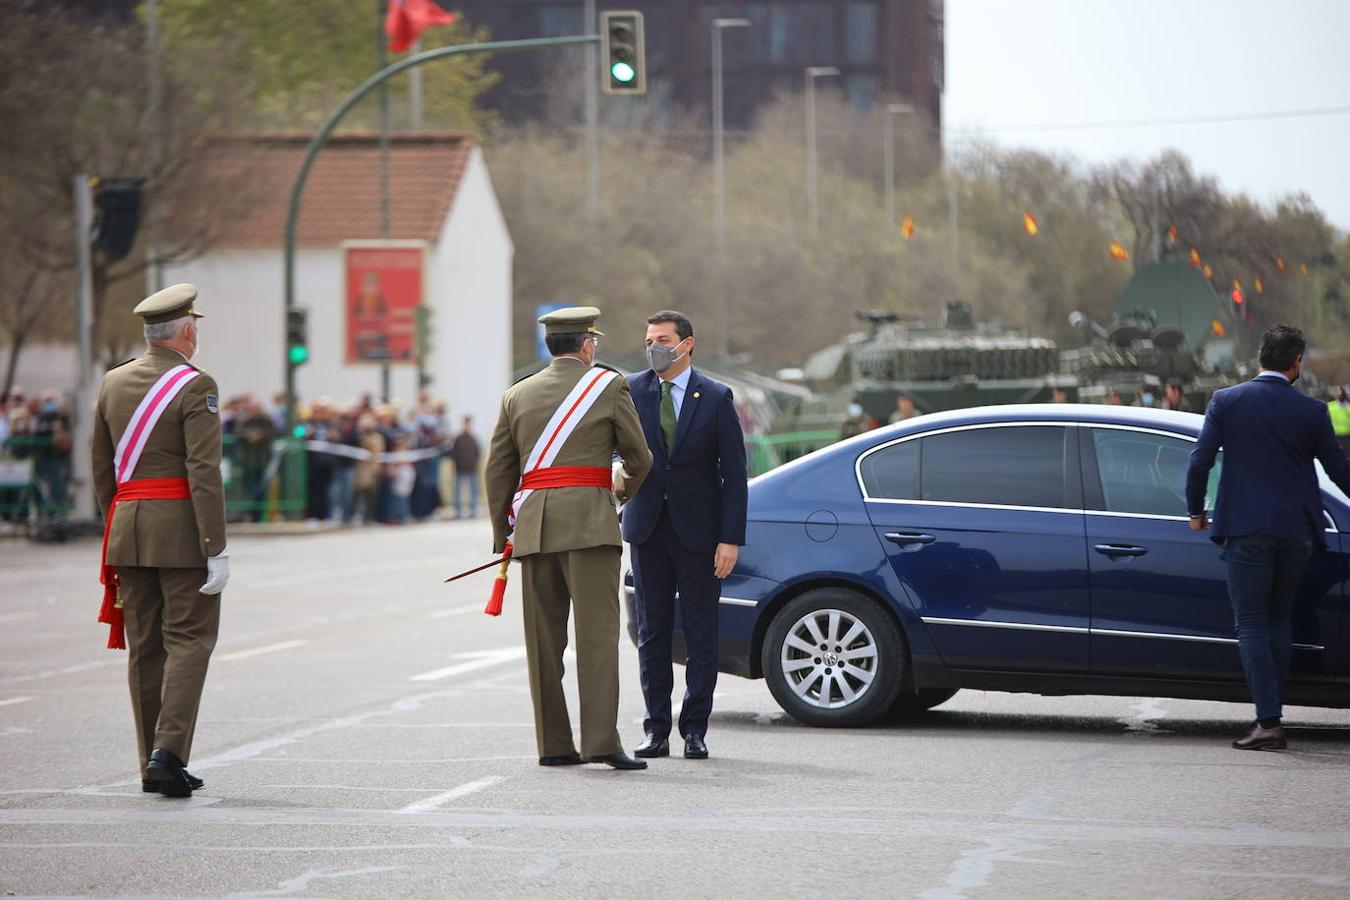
519, 545, 623, 759
117, 566, 220, 777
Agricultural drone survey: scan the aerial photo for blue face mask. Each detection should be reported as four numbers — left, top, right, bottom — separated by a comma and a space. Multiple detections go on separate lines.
1140, 392, 1155, 407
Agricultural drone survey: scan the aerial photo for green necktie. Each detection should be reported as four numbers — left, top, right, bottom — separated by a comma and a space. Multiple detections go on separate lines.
660, 381, 677, 454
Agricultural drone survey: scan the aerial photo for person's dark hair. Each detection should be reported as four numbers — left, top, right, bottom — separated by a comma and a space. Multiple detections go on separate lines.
1258, 324, 1306, 372
647, 310, 694, 342
545, 332, 589, 355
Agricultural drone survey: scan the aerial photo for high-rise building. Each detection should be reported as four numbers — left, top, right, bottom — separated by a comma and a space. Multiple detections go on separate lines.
454, 1, 944, 130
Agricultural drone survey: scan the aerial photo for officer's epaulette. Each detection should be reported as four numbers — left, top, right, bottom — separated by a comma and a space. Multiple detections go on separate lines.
107, 357, 136, 371
594, 362, 623, 375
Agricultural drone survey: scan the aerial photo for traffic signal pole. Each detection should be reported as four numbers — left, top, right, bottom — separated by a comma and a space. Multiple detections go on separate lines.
281, 35, 602, 432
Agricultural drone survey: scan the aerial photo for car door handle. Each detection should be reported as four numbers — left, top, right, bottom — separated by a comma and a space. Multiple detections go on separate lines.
886, 532, 936, 546
1094, 543, 1148, 558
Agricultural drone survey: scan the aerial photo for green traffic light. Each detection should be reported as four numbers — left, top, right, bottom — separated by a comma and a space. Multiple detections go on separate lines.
288, 344, 309, 366
611, 61, 636, 84
292, 424, 306, 439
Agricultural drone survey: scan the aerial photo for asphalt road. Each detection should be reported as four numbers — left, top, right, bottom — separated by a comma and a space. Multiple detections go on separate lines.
2, 520, 1350, 899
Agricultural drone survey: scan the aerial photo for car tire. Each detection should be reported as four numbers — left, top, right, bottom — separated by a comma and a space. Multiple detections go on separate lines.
762, 588, 905, 727
889, 688, 959, 717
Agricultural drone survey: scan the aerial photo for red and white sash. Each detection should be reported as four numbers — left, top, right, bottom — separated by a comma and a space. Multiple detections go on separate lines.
508, 366, 619, 536
113, 364, 200, 484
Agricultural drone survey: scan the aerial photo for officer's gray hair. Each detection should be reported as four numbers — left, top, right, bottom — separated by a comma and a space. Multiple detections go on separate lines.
143, 315, 193, 344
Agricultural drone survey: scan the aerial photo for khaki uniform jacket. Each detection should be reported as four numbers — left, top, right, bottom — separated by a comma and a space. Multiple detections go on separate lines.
92, 346, 227, 567
485, 358, 652, 557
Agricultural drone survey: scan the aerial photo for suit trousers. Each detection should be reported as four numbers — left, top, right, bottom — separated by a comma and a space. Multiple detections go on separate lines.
519, 546, 623, 758
117, 566, 220, 776
631, 510, 720, 740
1223, 533, 1313, 721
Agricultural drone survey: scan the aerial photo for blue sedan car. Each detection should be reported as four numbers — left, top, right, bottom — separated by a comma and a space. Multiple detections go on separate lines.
625, 404, 1350, 726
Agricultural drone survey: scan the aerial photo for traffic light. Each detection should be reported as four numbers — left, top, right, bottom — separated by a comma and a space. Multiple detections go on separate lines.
601, 10, 645, 95
92, 177, 145, 261
286, 307, 309, 367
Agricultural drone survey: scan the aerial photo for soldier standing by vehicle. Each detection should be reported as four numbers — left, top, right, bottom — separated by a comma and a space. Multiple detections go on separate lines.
91, 284, 229, 797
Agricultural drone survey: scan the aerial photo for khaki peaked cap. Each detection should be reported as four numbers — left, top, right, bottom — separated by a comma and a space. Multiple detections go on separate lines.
134, 283, 205, 324
538, 305, 604, 336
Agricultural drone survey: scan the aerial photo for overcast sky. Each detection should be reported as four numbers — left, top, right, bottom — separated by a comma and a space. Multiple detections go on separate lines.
944, 0, 1350, 230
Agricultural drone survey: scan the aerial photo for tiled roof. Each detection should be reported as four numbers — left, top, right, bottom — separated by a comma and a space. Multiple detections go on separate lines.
205, 132, 473, 248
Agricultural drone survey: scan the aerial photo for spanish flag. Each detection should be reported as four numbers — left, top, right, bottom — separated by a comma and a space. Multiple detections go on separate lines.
1277, 257, 1287, 273
1023, 210, 1039, 235
1167, 224, 1179, 243
1189, 248, 1202, 267
1254, 276, 1264, 294
900, 214, 915, 240
1109, 241, 1130, 261
385, 0, 457, 53
1211, 319, 1225, 337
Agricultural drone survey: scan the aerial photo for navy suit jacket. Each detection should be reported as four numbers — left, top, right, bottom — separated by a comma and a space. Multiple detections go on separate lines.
1186, 373, 1350, 545
621, 367, 748, 551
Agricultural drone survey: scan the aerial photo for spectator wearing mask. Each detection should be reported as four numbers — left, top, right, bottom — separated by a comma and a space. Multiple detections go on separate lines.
385, 435, 416, 523
450, 415, 481, 519
1133, 384, 1158, 408
33, 391, 72, 520
839, 401, 874, 440
410, 415, 443, 522
236, 400, 276, 523
353, 414, 384, 524
328, 412, 360, 524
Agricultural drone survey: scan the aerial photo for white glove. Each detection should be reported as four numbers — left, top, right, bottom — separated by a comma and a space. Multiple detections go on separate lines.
200, 552, 230, 596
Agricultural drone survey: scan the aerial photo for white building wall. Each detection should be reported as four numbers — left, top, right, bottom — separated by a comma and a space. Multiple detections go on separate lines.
429, 146, 514, 438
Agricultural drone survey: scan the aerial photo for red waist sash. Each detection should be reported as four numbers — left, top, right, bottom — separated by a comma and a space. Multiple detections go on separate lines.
98, 477, 192, 650
519, 466, 612, 491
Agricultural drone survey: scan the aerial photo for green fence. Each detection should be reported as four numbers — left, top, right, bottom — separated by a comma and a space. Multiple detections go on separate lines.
745, 430, 838, 478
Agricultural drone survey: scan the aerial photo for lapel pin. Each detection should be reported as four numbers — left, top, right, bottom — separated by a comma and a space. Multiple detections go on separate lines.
693, 391, 701, 399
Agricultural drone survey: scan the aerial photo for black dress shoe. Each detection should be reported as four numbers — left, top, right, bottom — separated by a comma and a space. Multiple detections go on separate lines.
1232, 722, 1287, 751
538, 752, 585, 766
145, 748, 194, 797
634, 735, 670, 758
584, 752, 648, 770
683, 735, 709, 760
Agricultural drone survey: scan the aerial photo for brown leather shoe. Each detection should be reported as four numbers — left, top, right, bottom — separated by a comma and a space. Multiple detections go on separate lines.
1232, 722, 1287, 751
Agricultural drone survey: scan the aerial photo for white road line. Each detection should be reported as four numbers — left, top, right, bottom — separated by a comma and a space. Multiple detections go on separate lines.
242, 558, 444, 591
399, 776, 506, 813
0, 611, 37, 624
0, 696, 34, 708
409, 647, 525, 682
216, 639, 308, 662
428, 605, 481, 620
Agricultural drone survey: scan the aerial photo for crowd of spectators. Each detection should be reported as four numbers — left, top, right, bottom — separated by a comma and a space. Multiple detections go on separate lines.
220, 390, 482, 526
0, 387, 73, 525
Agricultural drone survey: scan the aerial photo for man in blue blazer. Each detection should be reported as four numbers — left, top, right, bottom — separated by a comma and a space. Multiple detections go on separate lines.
1187, 324, 1350, 751
621, 310, 748, 760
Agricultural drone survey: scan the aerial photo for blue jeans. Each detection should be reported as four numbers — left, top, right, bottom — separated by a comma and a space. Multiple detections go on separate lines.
1223, 533, 1313, 721
454, 471, 479, 518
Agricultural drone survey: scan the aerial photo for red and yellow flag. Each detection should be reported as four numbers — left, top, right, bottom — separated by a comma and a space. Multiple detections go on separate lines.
1211, 318, 1226, 337
1109, 241, 1130, 261
1189, 248, 1202, 267
900, 214, 915, 240
1022, 210, 1039, 236
1167, 224, 1179, 243
1254, 276, 1264, 294
1276, 256, 1287, 273
1300, 262, 1310, 277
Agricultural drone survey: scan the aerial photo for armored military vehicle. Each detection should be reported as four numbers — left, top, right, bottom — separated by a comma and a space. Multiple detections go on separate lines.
785, 301, 1074, 430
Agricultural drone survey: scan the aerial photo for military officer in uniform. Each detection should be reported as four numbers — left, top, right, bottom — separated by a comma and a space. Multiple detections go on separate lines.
485, 307, 653, 770
91, 283, 229, 797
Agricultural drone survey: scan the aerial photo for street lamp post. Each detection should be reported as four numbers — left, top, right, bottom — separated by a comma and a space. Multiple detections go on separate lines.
804, 66, 839, 234
712, 17, 749, 361
883, 102, 914, 232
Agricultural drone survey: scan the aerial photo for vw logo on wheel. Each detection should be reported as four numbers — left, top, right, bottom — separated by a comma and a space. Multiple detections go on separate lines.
779, 607, 879, 710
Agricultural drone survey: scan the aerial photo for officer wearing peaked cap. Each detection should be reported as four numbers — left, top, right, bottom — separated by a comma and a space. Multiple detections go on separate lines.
91, 283, 228, 797
485, 306, 654, 769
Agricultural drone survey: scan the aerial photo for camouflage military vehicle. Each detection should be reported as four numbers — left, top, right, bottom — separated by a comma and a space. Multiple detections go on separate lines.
1062, 261, 1237, 408
784, 301, 1074, 430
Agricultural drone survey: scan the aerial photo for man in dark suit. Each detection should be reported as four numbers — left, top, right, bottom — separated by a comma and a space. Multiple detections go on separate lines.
621, 310, 748, 760
1187, 324, 1350, 751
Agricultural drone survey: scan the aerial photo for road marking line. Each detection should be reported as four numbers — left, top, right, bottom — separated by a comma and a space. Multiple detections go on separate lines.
0, 697, 34, 708
0, 611, 37, 624
217, 639, 307, 662
428, 605, 481, 620
400, 776, 506, 813
409, 647, 525, 682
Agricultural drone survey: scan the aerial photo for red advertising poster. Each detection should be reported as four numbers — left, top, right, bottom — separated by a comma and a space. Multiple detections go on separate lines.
343, 241, 425, 364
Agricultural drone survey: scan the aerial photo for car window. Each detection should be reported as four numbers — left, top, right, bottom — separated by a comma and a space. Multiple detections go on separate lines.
1090, 428, 1220, 516
920, 426, 1068, 508
859, 438, 918, 499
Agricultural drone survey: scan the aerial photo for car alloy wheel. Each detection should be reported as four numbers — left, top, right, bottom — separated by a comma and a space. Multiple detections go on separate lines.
781, 608, 878, 710
763, 588, 905, 727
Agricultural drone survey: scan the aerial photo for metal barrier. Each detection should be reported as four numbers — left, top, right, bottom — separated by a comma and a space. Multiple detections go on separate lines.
744, 430, 838, 478
222, 436, 308, 521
